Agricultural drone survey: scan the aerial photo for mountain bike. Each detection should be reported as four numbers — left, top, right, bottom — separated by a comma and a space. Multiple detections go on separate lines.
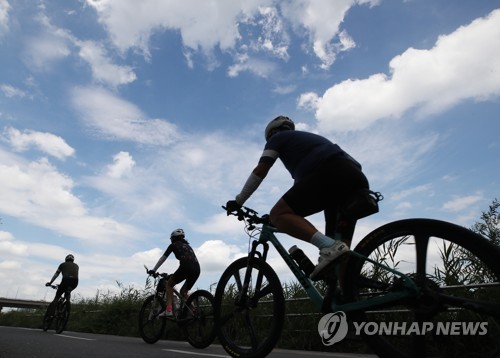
138, 266, 216, 348
42, 285, 71, 334
214, 192, 500, 358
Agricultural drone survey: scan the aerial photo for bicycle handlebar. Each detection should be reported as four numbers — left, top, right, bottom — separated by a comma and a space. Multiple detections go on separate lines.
222, 205, 270, 228
143, 265, 169, 279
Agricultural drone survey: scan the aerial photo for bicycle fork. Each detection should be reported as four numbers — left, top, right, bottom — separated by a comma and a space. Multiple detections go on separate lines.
236, 240, 270, 308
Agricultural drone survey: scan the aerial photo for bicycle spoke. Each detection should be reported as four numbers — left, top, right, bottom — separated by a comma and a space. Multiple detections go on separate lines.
243, 311, 260, 350
253, 283, 272, 301
414, 231, 429, 282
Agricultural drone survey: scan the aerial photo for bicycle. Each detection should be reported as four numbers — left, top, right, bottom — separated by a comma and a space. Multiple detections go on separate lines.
138, 266, 216, 348
214, 191, 500, 358
42, 285, 71, 334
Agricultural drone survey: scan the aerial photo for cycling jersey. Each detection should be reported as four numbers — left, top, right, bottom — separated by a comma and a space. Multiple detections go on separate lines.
163, 239, 199, 267
56, 261, 79, 278
259, 130, 361, 182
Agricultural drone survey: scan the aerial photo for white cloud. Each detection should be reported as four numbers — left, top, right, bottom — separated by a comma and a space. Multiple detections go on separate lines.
281, 0, 378, 69
0, 150, 140, 244
442, 193, 483, 212
195, 239, 245, 273
2, 127, 75, 160
86, 0, 264, 57
78, 40, 137, 87
310, 9, 500, 132
106, 151, 135, 179
0, 84, 28, 98
227, 54, 277, 78
0, 0, 10, 35
86, 0, 376, 72
71, 86, 179, 145
22, 7, 136, 87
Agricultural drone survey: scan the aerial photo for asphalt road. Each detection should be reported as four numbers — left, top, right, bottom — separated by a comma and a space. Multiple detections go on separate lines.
0, 326, 376, 358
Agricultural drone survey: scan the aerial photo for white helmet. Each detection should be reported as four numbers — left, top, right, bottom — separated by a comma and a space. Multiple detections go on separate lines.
264, 115, 295, 141
170, 228, 185, 240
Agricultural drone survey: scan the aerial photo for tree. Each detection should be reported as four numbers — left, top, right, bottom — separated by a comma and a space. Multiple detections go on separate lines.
470, 198, 499, 246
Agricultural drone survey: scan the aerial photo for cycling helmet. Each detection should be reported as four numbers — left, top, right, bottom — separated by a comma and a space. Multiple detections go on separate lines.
264, 115, 295, 141
65, 254, 74, 262
170, 228, 185, 240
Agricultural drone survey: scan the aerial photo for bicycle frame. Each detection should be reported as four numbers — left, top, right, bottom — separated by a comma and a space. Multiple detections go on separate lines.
247, 223, 421, 314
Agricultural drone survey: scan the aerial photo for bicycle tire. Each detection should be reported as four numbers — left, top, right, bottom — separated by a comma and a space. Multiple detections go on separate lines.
214, 256, 285, 358
183, 289, 216, 349
55, 300, 70, 334
139, 295, 166, 344
341, 218, 500, 358
42, 307, 53, 331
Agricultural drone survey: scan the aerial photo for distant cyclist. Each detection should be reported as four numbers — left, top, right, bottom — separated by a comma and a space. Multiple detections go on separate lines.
148, 229, 200, 317
226, 115, 370, 279
45, 254, 79, 314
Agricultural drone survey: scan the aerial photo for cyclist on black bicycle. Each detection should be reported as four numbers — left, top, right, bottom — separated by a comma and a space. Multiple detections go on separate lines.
226, 115, 371, 280
45, 254, 79, 315
148, 229, 200, 317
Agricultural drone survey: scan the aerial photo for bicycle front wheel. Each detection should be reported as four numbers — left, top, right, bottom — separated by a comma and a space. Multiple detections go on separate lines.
139, 295, 166, 344
183, 289, 216, 349
42, 306, 53, 331
55, 301, 70, 334
214, 257, 285, 358
344, 218, 500, 358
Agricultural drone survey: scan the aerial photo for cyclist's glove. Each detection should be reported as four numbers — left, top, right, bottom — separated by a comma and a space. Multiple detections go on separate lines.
147, 270, 156, 275
225, 200, 241, 215
45, 282, 51, 287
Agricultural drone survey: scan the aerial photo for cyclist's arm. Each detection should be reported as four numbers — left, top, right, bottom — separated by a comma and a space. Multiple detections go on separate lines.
48, 268, 61, 285
235, 161, 272, 206
151, 245, 173, 272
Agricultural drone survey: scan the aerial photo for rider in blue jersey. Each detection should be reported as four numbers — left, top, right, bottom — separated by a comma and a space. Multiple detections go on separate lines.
226, 116, 370, 280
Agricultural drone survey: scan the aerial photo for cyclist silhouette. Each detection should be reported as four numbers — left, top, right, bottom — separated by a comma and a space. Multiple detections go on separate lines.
148, 229, 200, 317
226, 115, 370, 279
45, 254, 79, 315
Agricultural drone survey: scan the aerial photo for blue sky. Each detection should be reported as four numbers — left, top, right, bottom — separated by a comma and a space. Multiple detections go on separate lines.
0, 0, 499, 302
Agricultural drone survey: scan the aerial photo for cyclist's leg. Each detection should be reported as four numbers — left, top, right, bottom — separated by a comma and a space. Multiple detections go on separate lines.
180, 265, 201, 312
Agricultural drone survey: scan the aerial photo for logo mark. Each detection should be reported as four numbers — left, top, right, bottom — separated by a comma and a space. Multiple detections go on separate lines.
318, 311, 348, 346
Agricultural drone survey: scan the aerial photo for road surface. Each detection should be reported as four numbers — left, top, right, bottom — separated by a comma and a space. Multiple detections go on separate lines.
0, 326, 376, 358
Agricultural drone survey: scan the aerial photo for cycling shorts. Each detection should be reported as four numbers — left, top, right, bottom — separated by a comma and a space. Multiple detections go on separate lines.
171, 263, 201, 292
55, 277, 79, 299
282, 156, 369, 217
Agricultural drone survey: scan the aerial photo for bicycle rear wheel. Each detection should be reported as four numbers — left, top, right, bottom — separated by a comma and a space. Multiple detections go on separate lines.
139, 295, 166, 344
214, 257, 285, 358
183, 289, 216, 349
343, 218, 500, 358
55, 300, 70, 334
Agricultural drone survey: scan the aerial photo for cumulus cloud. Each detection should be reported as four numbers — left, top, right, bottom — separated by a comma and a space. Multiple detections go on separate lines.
86, 0, 376, 72
307, 9, 500, 132
105, 151, 135, 179
71, 86, 179, 145
0, 150, 140, 244
2, 127, 75, 160
86, 0, 261, 56
281, 0, 378, 69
